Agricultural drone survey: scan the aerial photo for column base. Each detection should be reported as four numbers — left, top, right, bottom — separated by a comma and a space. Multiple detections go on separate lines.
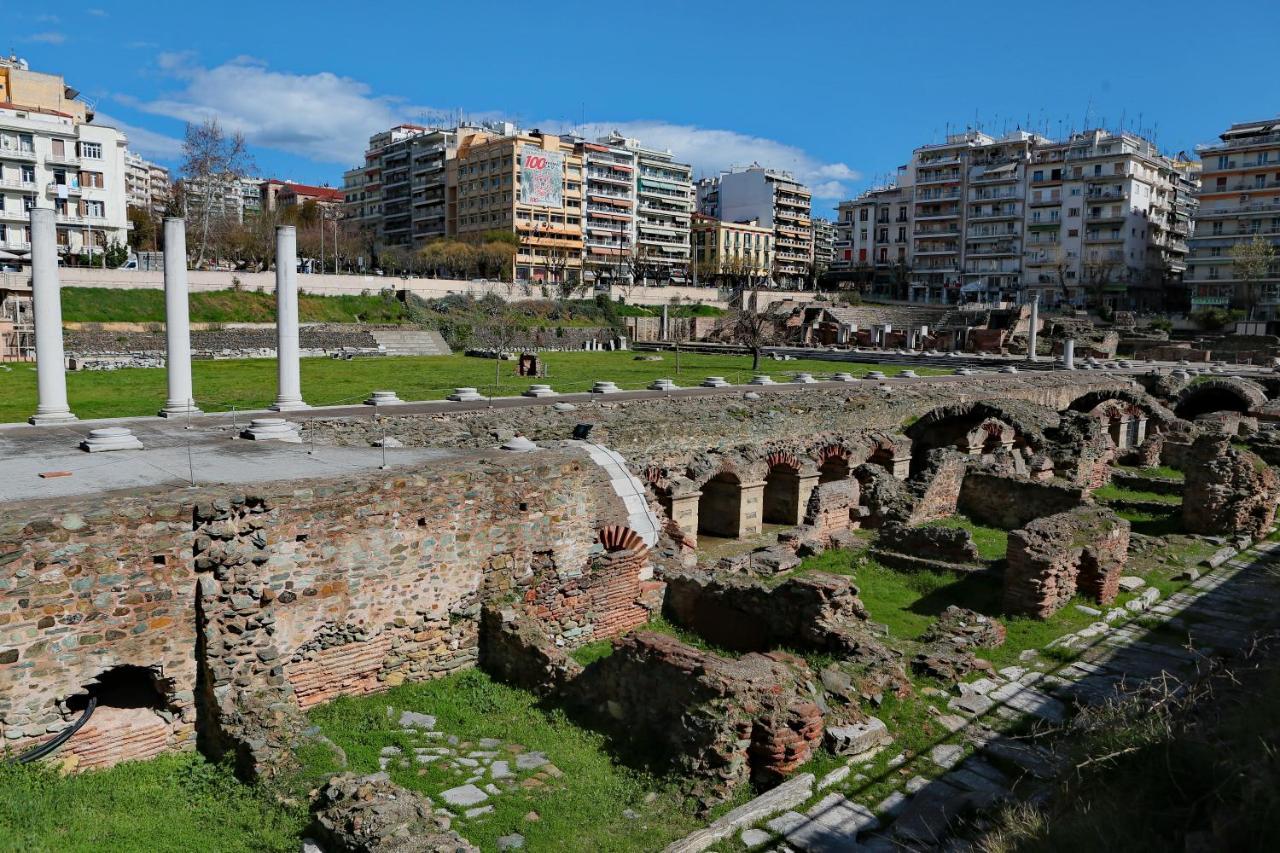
28, 411, 77, 426
158, 404, 204, 418
270, 399, 311, 412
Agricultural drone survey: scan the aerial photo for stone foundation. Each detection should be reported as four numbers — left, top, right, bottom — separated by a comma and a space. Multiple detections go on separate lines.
1004, 507, 1130, 618
1182, 435, 1279, 538
959, 471, 1089, 530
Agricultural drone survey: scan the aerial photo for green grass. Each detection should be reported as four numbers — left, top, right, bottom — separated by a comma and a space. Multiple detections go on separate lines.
568, 639, 615, 666
61, 287, 412, 325
922, 515, 1010, 561
0, 350, 947, 423
607, 302, 724, 318
0, 752, 304, 853
1094, 483, 1183, 506
305, 668, 718, 852
1115, 463, 1184, 482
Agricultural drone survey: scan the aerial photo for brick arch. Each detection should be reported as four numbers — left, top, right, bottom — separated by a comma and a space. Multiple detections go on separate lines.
1173, 377, 1267, 419
642, 465, 672, 495
598, 524, 650, 559
814, 444, 854, 483
1066, 388, 1177, 427
905, 401, 1045, 476
765, 450, 802, 473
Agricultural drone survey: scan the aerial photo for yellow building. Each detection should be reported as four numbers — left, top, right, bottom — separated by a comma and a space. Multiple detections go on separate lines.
0, 55, 90, 123
691, 212, 773, 283
447, 129, 584, 284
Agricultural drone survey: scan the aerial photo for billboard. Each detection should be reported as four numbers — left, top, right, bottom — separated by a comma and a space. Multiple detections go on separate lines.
519, 145, 564, 208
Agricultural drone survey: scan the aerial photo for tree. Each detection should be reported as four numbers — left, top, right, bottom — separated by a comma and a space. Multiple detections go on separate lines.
1083, 257, 1123, 312
1231, 234, 1278, 319
1046, 244, 1074, 306
104, 240, 130, 269
889, 260, 912, 301
726, 308, 781, 371
126, 206, 159, 252
180, 117, 254, 267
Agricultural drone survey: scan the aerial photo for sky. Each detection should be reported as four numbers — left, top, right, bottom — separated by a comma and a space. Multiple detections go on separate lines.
8, 0, 1280, 213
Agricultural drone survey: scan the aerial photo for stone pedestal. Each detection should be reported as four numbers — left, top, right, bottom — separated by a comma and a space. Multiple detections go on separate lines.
590, 381, 620, 394
648, 378, 679, 391
669, 492, 702, 544
523, 384, 557, 397
792, 373, 816, 384
701, 376, 730, 388
899, 370, 919, 379
831, 372, 857, 382
240, 418, 301, 442
448, 387, 486, 402
28, 208, 76, 425
79, 427, 143, 452
748, 374, 775, 385
364, 390, 403, 405
866, 371, 887, 381
737, 480, 766, 537
271, 226, 309, 411
159, 218, 202, 417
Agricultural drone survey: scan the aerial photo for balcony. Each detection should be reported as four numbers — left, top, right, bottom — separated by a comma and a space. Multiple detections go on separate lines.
55, 213, 109, 226
968, 208, 1020, 221
46, 152, 80, 167
914, 210, 960, 221
915, 245, 960, 256
0, 148, 37, 162
1028, 195, 1062, 207
1196, 131, 1280, 154
0, 178, 36, 192
914, 227, 960, 237
916, 171, 963, 185
47, 181, 83, 197
965, 243, 1021, 257
1085, 211, 1126, 224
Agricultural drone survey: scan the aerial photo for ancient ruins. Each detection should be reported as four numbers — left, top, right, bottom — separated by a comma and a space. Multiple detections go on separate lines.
5, 212, 1280, 851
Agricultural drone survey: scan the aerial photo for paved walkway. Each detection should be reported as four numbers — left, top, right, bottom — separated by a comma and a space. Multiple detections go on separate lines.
666, 540, 1280, 853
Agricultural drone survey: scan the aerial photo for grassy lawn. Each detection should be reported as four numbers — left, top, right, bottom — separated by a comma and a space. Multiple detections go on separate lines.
1115, 463, 1184, 481
61, 287, 412, 325
305, 668, 724, 853
0, 752, 304, 853
1094, 483, 1183, 506
0, 351, 947, 423
922, 514, 1009, 560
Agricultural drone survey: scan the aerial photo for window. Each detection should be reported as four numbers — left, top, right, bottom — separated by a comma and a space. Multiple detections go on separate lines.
1068, 207, 1080, 217
859, 208, 868, 221
81, 171, 104, 189
1033, 170, 1044, 181
78, 141, 102, 159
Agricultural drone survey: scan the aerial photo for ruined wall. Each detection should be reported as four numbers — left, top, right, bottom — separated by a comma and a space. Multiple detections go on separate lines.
0, 448, 643, 760
1004, 507, 1130, 618
958, 471, 1089, 530
1182, 436, 1279, 538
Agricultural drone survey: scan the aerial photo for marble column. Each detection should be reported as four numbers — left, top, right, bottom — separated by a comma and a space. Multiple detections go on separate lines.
159, 218, 201, 416
28, 208, 76, 425
271, 226, 309, 411
1063, 338, 1076, 370
1027, 294, 1039, 361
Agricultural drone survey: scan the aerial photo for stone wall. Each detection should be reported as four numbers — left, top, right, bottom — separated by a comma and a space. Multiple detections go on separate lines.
0, 448, 646, 764
1182, 435, 1279, 538
958, 471, 1088, 530
803, 480, 861, 542
64, 324, 385, 359
1004, 507, 1130, 618
565, 632, 823, 803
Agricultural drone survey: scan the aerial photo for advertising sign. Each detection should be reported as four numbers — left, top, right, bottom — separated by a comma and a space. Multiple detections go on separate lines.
520, 145, 564, 208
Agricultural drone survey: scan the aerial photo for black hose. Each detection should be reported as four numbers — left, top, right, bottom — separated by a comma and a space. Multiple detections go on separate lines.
7, 697, 98, 765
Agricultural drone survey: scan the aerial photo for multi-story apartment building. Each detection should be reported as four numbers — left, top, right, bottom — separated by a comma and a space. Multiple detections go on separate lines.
576, 138, 636, 284
811, 217, 835, 274
690, 212, 773, 283
1187, 118, 1280, 318
699, 165, 813, 287
124, 150, 170, 215
1021, 130, 1194, 310
835, 128, 1193, 308
447, 128, 584, 283
598, 133, 693, 284
177, 175, 260, 223
831, 183, 913, 297
0, 57, 128, 261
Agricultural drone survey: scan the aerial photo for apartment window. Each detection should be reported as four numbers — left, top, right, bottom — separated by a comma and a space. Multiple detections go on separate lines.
1032, 170, 1044, 182
1068, 207, 1080, 217
1068, 229, 1079, 237
1212, 222, 1224, 235
1216, 177, 1227, 190
20, 164, 34, 183
1256, 174, 1267, 189
81, 171, 104, 189
83, 200, 105, 218
859, 208, 868, 221
1093, 164, 1102, 176
1217, 155, 1230, 169
1211, 247, 1222, 257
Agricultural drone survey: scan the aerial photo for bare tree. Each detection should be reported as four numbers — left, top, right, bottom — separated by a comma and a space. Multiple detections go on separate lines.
180, 118, 254, 267
1083, 258, 1123, 312
726, 308, 782, 371
1231, 234, 1278, 319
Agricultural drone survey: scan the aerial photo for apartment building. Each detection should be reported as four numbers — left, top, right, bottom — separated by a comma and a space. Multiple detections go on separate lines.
699, 165, 813, 287
690, 212, 773, 283
831, 183, 913, 297
343, 124, 487, 249
1021, 130, 1194, 310
598, 132, 693, 284
577, 138, 636, 284
276, 182, 344, 214
811, 217, 835, 274
447, 128, 584, 283
0, 57, 128, 261
1187, 118, 1280, 318
124, 150, 170, 215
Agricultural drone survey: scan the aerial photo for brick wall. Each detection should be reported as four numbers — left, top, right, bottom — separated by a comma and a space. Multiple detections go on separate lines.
958, 471, 1088, 530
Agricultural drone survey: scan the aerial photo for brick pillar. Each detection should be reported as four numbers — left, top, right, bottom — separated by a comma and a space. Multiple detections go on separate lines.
796, 473, 820, 526
670, 492, 701, 545
738, 480, 766, 537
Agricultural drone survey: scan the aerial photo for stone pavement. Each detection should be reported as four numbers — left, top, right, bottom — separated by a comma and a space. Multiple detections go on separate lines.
665, 539, 1280, 853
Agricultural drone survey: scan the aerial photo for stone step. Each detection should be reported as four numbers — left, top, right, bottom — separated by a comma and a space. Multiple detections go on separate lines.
369, 330, 452, 356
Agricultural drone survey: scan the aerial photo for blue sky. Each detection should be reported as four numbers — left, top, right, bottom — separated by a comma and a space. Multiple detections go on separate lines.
9, 0, 1279, 212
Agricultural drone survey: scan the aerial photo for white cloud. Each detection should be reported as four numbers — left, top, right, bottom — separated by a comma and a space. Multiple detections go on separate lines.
126, 56, 860, 200
559, 120, 860, 201
130, 55, 433, 164
94, 111, 183, 161
27, 32, 66, 44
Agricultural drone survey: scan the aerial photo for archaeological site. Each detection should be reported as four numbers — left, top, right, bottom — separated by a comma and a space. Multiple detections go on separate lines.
6, 221, 1280, 853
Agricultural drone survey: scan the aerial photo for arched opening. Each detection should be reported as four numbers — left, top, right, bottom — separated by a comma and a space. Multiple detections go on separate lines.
763, 460, 802, 524
867, 443, 897, 474
906, 406, 1031, 478
61, 665, 177, 770
1174, 387, 1250, 420
698, 472, 743, 538
817, 446, 852, 483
